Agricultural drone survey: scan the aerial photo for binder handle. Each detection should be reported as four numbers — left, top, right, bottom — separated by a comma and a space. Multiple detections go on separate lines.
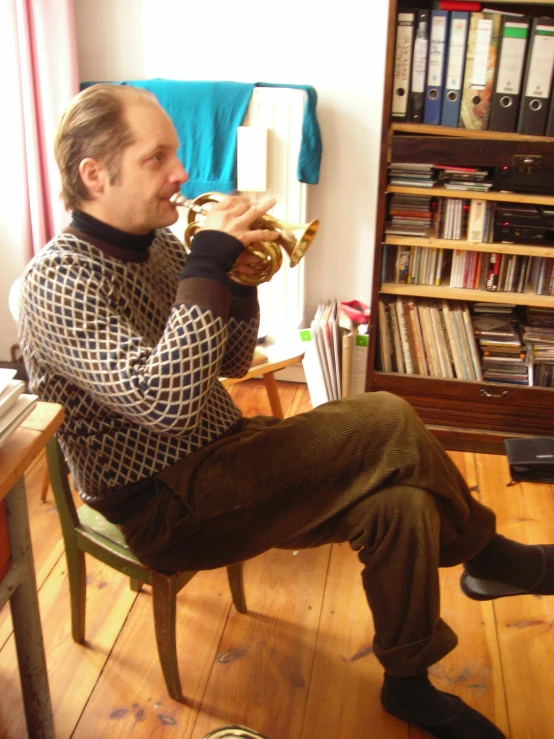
480, 388, 508, 400
512, 154, 543, 173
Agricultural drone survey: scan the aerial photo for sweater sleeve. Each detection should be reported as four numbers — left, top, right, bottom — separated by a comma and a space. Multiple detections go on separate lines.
177, 230, 260, 378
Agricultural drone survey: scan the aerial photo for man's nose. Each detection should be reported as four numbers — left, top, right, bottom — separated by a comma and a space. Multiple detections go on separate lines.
170, 159, 188, 185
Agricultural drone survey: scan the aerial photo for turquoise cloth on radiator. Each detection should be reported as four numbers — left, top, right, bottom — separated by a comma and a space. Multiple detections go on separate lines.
81, 79, 322, 193
255, 82, 322, 186
125, 79, 255, 198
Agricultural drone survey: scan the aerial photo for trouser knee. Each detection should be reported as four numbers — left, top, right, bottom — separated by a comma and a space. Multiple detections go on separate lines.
356, 485, 440, 565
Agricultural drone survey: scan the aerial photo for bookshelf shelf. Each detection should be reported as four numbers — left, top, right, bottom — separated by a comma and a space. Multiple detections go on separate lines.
384, 235, 554, 259
387, 185, 554, 206
391, 122, 554, 142
368, 0, 554, 452
379, 283, 554, 308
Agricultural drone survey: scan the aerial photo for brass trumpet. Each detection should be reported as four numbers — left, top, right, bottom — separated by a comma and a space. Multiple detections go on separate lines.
172, 191, 319, 286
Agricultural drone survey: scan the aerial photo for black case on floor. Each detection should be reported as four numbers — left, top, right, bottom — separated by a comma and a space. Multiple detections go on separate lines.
504, 437, 554, 483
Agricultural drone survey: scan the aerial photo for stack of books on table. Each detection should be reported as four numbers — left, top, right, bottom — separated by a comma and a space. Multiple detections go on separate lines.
0, 369, 38, 448
471, 306, 529, 385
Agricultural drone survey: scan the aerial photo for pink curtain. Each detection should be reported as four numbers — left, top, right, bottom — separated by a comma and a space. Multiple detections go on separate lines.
16, 0, 79, 260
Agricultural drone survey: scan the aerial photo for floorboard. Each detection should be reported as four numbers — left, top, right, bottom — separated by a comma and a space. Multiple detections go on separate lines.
1, 380, 553, 738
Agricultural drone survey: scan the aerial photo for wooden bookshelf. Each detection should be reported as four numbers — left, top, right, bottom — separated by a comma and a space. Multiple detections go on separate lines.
368, 0, 554, 453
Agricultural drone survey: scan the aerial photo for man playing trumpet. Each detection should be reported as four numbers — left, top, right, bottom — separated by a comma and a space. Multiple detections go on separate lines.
19, 84, 554, 739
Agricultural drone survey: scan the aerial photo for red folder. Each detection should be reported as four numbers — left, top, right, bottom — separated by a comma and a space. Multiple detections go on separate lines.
439, 1, 481, 9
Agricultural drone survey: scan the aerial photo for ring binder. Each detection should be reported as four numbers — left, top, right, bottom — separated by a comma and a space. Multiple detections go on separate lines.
489, 16, 531, 132
517, 17, 554, 135
392, 11, 416, 122
441, 11, 470, 127
409, 9, 431, 123
424, 10, 449, 125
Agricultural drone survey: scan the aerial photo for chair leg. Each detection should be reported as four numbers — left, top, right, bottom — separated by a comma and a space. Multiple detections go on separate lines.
227, 562, 247, 614
151, 572, 183, 702
65, 545, 86, 643
40, 467, 50, 502
130, 578, 143, 592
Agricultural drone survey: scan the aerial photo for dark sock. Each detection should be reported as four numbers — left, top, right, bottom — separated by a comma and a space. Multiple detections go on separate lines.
381, 671, 506, 738
381, 671, 460, 724
466, 534, 543, 589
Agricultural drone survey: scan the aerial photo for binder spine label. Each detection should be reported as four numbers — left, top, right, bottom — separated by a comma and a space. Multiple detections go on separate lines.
412, 35, 429, 93
392, 14, 415, 117
427, 15, 447, 88
472, 19, 494, 88
525, 29, 554, 98
496, 24, 528, 95
445, 17, 468, 89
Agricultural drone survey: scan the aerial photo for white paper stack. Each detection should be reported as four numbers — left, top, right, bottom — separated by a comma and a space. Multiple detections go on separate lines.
0, 369, 38, 447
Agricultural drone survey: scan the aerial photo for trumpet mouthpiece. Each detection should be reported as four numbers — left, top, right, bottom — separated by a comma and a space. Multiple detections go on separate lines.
170, 193, 205, 215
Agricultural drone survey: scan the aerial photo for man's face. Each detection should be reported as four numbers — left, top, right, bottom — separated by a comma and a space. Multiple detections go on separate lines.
95, 101, 188, 234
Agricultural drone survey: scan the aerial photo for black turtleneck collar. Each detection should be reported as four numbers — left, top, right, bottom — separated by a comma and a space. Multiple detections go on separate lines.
70, 210, 156, 252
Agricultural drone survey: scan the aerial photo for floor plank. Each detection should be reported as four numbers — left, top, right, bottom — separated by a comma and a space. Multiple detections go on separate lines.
302, 542, 408, 739
190, 547, 331, 739
476, 453, 554, 739
3, 381, 554, 738
72, 567, 237, 738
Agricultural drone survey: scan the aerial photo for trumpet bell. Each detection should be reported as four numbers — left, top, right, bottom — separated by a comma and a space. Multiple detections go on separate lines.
175, 192, 318, 286
263, 214, 319, 268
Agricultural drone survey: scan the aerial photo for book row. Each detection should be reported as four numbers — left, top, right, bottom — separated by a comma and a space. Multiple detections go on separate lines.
377, 298, 554, 387
386, 193, 553, 247
382, 244, 554, 296
386, 194, 489, 241
392, 7, 554, 136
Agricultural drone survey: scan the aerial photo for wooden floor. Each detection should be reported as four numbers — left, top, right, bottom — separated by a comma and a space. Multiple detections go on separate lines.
1, 380, 554, 739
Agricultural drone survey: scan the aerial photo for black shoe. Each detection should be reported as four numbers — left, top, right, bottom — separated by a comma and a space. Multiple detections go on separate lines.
381, 687, 506, 739
462, 544, 554, 601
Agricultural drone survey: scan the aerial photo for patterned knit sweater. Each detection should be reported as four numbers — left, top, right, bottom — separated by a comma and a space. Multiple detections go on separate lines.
18, 224, 259, 507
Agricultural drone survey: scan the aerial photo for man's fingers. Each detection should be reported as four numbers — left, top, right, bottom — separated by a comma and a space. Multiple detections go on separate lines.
242, 229, 280, 245
234, 196, 277, 225
249, 196, 277, 217
198, 194, 279, 246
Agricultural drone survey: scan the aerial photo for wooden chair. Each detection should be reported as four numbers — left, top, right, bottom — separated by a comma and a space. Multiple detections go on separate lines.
45, 437, 247, 702
4, 343, 50, 501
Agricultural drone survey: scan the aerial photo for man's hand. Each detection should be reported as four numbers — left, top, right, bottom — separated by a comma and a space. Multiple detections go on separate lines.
229, 247, 272, 284
200, 195, 279, 247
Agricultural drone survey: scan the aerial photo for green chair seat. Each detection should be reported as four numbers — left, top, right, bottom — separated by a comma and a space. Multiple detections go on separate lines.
77, 505, 133, 552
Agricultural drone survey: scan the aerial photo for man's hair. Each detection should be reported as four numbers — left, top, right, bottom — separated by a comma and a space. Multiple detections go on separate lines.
54, 84, 157, 209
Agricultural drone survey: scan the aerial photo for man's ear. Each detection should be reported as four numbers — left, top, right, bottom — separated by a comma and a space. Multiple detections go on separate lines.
79, 158, 108, 198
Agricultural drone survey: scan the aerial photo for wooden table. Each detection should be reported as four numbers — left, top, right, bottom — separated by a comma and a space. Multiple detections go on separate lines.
221, 342, 304, 419
0, 401, 64, 739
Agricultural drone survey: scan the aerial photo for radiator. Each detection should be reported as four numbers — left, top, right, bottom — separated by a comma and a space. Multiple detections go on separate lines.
239, 86, 308, 341
171, 86, 308, 343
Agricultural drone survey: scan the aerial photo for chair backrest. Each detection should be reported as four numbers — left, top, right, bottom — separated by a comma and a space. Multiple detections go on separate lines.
8, 277, 22, 324
45, 437, 80, 537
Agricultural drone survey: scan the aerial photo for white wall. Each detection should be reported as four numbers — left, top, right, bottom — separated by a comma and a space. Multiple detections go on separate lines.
0, 2, 34, 357
73, 0, 389, 325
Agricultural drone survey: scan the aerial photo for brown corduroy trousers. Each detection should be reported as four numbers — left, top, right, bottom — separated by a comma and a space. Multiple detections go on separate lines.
120, 391, 496, 676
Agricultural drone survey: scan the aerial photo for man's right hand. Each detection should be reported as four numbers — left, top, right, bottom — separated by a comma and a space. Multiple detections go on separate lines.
200, 195, 279, 248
